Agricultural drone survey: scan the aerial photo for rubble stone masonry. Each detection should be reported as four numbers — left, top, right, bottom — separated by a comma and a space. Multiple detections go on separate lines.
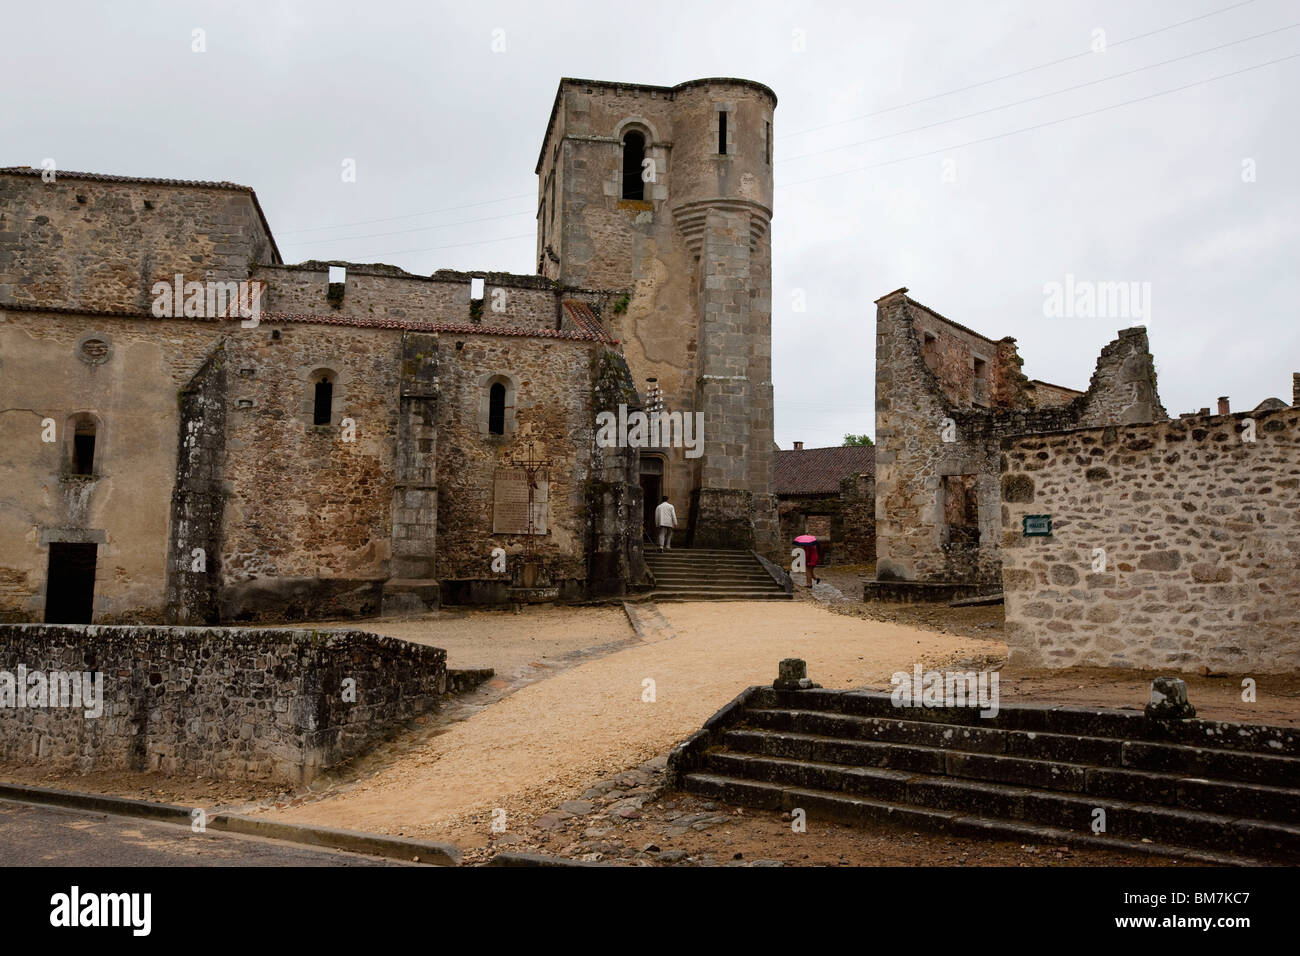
0, 623, 446, 783
1001, 405, 1300, 672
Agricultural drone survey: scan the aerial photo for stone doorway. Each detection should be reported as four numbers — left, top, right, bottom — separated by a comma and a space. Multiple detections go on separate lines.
640, 455, 665, 541
45, 542, 97, 624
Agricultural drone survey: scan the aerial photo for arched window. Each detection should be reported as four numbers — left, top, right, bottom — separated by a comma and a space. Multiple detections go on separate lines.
622, 131, 645, 201
71, 418, 96, 475
313, 376, 333, 425
488, 382, 506, 435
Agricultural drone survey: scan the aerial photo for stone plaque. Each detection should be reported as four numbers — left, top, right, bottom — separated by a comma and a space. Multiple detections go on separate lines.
1022, 514, 1052, 537
492, 468, 548, 535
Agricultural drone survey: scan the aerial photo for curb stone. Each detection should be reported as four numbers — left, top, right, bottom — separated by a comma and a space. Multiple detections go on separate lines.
0, 781, 461, 865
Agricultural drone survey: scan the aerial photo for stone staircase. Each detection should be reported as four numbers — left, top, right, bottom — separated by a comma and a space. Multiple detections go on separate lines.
668, 683, 1300, 864
643, 548, 791, 602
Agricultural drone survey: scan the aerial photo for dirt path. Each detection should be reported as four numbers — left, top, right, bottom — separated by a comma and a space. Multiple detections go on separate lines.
265, 600, 1003, 845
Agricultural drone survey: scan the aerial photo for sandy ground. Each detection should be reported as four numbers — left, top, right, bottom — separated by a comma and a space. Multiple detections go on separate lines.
315, 604, 637, 676
264, 600, 1003, 844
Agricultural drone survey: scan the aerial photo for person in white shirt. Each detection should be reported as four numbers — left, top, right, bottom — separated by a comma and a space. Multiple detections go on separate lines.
654, 496, 677, 550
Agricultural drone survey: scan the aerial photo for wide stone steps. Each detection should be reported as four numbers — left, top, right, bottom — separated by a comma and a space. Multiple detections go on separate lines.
717, 729, 1300, 823
741, 709, 1300, 788
680, 772, 1266, 866
670, 684, 1300, 863
643, 548, 790, 601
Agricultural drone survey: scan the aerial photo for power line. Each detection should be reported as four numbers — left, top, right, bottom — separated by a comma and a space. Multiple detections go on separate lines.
341, 232, 535, 260
280, 208, 533, 247
269, 2, 1260, 247
778, 21, 1300, 165
276, 192, 533, 235
778, 49, 1300, 190
779, 0, 1260, 139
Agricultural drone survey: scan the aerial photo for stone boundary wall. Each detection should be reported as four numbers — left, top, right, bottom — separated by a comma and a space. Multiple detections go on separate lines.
0, 624, 446, 783
1001, 406, 1300, 672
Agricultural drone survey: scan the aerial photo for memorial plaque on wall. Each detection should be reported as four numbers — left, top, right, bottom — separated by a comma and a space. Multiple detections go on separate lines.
492, 468, 549, 535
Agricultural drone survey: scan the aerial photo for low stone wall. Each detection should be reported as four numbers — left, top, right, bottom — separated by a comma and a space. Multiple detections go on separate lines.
0, 624, 446, 783
1001, 406, 1300, 672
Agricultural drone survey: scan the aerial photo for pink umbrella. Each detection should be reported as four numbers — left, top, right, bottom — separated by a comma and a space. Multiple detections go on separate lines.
794, 534, 817, 544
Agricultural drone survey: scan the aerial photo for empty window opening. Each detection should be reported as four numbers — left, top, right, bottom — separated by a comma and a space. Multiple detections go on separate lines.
45, 542, 97, 624
313, 376, 333, 425
973, 357, 989, 407
326, 265, 346, 306
718, 110, 728, 154
470, 276, 486, 322
942, 475, 980, 547
71, 421, 96, 476
765, 121, 771, 164
921, 332, 939, 370
488, 382, 506, 435
622, 131, 646, 200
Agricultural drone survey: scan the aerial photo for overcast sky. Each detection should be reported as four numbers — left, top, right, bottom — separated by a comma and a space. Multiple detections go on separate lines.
5, 0, 1298, 448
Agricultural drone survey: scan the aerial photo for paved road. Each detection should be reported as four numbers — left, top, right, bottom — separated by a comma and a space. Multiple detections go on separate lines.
0, 799, 401, 866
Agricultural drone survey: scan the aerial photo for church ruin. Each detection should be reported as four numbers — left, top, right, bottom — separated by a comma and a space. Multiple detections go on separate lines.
0, 76, 781, 624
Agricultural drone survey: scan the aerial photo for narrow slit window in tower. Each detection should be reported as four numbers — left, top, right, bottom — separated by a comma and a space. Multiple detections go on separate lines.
314, 377, 333, 425
488, 382, 506, 435
622, 131, 645, 200
718, 110, 727, 154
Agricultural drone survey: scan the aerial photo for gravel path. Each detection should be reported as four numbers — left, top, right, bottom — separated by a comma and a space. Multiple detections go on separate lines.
265, 600, 1003, 845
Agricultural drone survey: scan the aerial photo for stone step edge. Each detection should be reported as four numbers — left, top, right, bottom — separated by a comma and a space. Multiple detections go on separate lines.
680, 772, 1269, 867
743, 697, 1300, 754
705, 747, 1300, 831
743, 707, 1300, 775
721, 726, 1300, 809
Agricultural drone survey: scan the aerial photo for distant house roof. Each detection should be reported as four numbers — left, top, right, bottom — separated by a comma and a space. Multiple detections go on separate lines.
774, 445, 875, 496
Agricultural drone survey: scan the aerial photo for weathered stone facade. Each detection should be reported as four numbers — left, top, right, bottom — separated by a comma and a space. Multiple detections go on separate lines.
1001, 403, 1300, 673
1, 76, 783, 622
873, 288, 1164, 589
0, 623, 447, 783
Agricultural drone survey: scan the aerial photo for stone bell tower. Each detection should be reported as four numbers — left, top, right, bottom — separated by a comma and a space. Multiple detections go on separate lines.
535, 76, 779, 554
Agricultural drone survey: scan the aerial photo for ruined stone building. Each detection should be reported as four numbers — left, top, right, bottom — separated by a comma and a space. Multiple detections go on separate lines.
872, 287, 1165, 596
0, 75, 780, 625
774, 443, 875, 565
872, 286, 1300, 673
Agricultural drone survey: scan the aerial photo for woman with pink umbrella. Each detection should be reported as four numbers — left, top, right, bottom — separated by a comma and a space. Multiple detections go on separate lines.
794, 534, 820, 588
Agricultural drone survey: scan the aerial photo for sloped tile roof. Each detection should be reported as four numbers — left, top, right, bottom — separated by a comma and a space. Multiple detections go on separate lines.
0, 166, 253, 191
561, 300, 615, 342
774, 445, 875, 496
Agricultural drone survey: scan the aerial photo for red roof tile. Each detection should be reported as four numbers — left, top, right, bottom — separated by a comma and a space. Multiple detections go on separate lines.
561, 300, 614, 341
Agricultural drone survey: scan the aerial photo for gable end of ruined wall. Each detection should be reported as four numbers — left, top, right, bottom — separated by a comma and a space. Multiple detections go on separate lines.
1076, 327, 1168, 427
